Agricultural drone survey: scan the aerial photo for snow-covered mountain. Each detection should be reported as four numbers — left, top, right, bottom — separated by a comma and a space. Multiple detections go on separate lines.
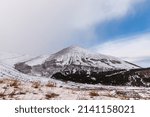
45, 46, 139, 69
15, 46, 140, 77
1, 46, 150, 87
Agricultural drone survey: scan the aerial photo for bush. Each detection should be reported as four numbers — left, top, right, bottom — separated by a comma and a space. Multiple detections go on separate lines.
45, 93, 59, 99
89, 91, 99, 97
0, 93, 5, 98
32, 81, 41, 88
9, 80, 21, 88
45, 82, 56, 87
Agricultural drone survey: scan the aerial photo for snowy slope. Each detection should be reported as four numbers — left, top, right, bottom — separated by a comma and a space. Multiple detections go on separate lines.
45, 46, 139, 69
0, 63, 105, 89
0, 52, 33, 67
25, 55, 49, 66
0, 63, 51, 83
25, 46, 139, 69
15, 46, 140, 78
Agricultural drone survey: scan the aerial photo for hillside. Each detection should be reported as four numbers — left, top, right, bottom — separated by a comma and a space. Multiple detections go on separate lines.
15, 46, 140, 78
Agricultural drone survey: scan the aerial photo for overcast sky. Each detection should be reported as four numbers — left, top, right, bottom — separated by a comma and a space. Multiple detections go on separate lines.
0, 0, 150, 67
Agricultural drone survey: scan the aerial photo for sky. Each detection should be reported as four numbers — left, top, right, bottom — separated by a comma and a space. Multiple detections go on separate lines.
0, 0, 150, 67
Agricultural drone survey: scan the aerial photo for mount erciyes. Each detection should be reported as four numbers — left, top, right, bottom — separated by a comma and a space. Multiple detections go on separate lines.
14, 46, 150, 87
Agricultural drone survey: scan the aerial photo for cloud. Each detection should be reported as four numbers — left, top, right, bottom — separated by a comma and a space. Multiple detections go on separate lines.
93, 33, 150, 67
0, 0, 144, 55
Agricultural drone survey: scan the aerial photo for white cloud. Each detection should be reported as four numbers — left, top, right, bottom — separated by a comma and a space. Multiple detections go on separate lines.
0, 0, 144, 55
93, 33, 150, 67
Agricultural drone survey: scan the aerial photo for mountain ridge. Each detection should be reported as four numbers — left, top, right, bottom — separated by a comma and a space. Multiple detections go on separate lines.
14, 46, 140, 77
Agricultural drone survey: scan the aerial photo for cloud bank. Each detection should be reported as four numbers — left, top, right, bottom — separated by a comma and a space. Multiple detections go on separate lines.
0, 0, 143, 55
93, 33, 150, 67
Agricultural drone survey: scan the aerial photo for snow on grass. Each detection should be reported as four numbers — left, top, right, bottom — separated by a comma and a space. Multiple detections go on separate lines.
0, 78, 150, 100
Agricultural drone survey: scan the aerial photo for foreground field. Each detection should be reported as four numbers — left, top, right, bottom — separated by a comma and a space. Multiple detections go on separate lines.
0, 78, 150, 100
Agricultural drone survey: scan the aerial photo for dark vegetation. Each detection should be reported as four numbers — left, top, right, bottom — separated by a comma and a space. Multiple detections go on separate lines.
52, 68, 150, 87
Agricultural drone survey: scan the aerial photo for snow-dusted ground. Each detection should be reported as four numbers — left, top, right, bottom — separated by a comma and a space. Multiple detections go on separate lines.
0, 78, 150, 100
0, 64, 150, 100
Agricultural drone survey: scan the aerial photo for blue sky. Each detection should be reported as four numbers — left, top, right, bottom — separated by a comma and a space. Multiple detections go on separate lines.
94, 1, 150, 42
92, 0, 150, 67
0, 0, 149, 67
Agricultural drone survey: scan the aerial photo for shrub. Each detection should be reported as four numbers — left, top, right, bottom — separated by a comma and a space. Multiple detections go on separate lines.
32, 81, 41, 88
45, 82, 56, 87
0, 93, 5, 98
89, 91, 99, 97
0, 80, 3, 84
9, 80, 21, 88
45, 93, 59, 99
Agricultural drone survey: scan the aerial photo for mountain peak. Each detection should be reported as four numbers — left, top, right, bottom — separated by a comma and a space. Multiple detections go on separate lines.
14, 45, 140, 80
54, 45, 90, 55
63, 45, 87, 51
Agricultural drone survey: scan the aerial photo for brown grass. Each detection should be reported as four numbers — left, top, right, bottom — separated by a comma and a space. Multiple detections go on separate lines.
45, 93, 59, 99
45, 82, 56, 87
1, 79, 21, 88
0, 80, 3, 84
115, 91, 129, 99
0, 93, 5, 97
9, 80, 21, 88
89, 91, 99, 97
32, 81, 41, 88
8, 90, 16, 98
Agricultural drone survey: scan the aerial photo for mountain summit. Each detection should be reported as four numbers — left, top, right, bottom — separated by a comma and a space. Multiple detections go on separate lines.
15, 46, 139, 77
44, 46, 139, 69
55, 46, 89, 54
